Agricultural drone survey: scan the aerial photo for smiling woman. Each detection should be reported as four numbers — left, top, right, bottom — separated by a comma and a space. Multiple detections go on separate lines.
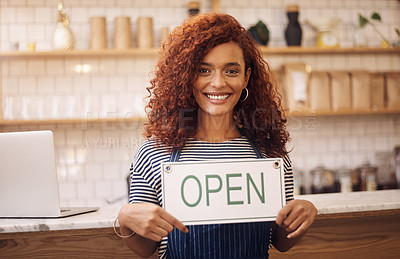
144, 13, 290, 157
117, 12, 317, 259
193, 42, 251, 141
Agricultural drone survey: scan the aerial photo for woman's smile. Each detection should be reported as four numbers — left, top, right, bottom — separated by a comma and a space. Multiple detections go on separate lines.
205, 93, 230, 101
193, 41, 250, 118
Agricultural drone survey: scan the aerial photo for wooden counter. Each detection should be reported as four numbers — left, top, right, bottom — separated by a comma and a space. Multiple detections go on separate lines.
270, 209, 400, 258
1, 190, 400, 258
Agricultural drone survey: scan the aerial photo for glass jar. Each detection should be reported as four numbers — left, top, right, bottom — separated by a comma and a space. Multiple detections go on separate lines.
311, 166, 336, 194
337, 167, 352, 193
358, 161, 378, 191
352, 25, 368, 47
293, 169, 304, 195
395, 146, 400, 188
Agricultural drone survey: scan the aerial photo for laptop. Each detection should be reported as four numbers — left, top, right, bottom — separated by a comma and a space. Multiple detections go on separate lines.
0, 130, 98, 218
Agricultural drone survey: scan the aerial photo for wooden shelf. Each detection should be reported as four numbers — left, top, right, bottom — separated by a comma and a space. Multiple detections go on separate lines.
1, 109, 399, 126
0, 116, 146, 126
0, 48, 159, 59
0, 47, 398, 59
259, 46, 400, 55
288, 108, 400, 117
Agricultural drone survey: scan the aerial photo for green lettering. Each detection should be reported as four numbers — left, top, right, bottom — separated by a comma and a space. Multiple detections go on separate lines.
226, 173, 244, 205
247, 172, 265, 204
205, 174, 222, 206
181, 175, 202, 207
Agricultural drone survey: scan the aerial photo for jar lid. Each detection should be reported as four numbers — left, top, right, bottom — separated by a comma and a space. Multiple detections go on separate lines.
286, 5, 299, 13
188, 1, 200, 10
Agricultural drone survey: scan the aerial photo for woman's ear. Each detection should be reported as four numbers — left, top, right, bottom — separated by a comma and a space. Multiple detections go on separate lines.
244, 67, 251, 88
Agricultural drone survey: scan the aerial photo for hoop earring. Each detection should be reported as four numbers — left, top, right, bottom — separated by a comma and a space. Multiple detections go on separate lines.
239, 87, 248, 102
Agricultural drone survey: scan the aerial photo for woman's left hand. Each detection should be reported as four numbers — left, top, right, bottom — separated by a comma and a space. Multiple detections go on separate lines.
275, 199, 317, 239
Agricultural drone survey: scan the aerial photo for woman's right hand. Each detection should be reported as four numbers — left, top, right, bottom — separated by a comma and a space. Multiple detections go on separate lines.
118, 202, 189, 242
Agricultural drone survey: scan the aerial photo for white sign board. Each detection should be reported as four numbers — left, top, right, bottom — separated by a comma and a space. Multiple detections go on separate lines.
161, 158, 285, 225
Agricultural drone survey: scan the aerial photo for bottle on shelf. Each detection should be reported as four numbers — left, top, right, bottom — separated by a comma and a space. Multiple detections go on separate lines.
188, 1, 200, 16
52, 2, 75, 51
285, 5, 302, 46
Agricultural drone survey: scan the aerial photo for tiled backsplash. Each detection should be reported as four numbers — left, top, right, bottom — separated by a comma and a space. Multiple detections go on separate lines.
2, 57, 151, 120
1, 0, 400, 50
1, 0, 400, 207
288, 114, 400, 193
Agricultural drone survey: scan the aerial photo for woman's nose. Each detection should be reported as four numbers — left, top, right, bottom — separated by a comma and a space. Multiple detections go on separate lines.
210, 72, 226, 88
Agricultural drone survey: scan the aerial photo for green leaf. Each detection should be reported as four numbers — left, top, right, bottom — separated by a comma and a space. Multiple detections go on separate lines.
359, 14, 369, 28
371, 12, 382, 22
396, 28, 400, 37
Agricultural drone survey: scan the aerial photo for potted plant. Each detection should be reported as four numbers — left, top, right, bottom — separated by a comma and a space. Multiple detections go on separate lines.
358, 12, 400, 47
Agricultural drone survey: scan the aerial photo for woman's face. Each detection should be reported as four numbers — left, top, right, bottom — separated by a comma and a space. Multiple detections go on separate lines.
193, 41, 250, 119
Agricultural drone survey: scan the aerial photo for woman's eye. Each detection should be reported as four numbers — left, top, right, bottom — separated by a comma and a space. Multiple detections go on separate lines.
198, 68, 210, 74
226, 69, 239, 75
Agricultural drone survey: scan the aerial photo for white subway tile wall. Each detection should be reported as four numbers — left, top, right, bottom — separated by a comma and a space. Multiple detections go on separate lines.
1, 0, 400, 206
2, 57, 149, 120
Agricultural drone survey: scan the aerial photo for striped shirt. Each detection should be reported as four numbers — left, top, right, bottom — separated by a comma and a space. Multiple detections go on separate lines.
129, 136, 294, 258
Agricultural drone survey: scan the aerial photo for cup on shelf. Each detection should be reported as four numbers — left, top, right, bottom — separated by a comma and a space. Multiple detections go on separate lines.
133, 94, 146, 117
160, 27, 170, 46
90, 16, 108, 50
20, 96, 32, 119
35, 95, 46, 120
50, 95, 61, 119
137, 17, 154, 48
100, 94, 117, 118
2, 95, 15, 120
63, 95, 78, 118
27, 42, 36, 51
82, 94, 101, 119
117, 93, 134, 118
114, 16, 132, 49
9, 42, 19, 51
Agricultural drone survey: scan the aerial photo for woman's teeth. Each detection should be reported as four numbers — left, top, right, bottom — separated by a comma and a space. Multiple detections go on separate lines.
206, 94, 229, 100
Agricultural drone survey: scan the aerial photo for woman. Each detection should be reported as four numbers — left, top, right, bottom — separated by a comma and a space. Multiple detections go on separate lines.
117, 13, 317, 258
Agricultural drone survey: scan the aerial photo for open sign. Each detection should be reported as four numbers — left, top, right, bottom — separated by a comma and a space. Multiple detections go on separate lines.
161, 158, 285, 225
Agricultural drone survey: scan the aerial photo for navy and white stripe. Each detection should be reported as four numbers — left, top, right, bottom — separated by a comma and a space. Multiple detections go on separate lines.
167, 221, 271, 259
129, 136, 294, 258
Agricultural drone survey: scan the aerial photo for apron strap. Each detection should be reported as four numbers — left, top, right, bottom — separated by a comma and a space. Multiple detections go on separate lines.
248, 139, 264, 159
169, 149, 182, 162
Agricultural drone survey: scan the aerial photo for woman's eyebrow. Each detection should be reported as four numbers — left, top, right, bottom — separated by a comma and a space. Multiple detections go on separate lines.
200, 62, 242, 67
225, 62, 241, 67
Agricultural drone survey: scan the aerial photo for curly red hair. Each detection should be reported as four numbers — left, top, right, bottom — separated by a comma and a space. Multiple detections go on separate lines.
144, 13, 290, 157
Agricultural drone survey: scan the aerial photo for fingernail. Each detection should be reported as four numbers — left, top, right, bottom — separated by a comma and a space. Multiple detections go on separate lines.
287, 234, 291, 239
185, 227, 189, 233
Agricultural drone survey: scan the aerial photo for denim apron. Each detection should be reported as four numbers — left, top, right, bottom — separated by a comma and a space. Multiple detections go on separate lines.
166, 139, 271, 259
